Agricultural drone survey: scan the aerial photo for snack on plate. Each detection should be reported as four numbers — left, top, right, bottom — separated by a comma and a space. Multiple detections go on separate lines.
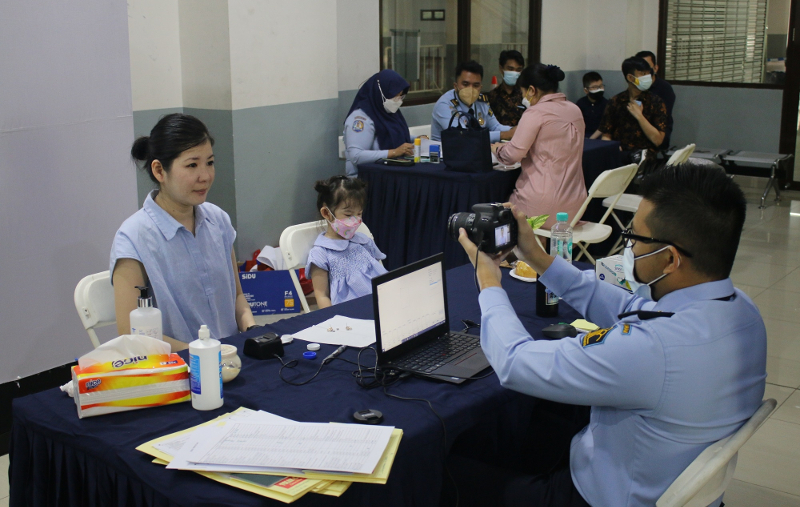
515, 261, 537, 278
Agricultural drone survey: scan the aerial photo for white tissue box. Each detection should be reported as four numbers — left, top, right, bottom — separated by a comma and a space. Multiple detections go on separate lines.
596, 255, 631, 291
71, 353, 190, 418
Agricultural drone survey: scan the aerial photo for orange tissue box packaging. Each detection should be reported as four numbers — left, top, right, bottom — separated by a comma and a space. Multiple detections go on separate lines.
71, 353, 190, 419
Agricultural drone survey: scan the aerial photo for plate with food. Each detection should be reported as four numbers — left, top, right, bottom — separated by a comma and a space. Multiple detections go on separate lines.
509, 261, 537, 282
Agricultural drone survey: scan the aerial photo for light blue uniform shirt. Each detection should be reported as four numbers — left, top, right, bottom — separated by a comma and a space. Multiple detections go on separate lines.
478, 256, 766, 507
110, 190, 239, 343
344, 108, 389, 177
430, 89, 512, 143
305, 232, 387, 306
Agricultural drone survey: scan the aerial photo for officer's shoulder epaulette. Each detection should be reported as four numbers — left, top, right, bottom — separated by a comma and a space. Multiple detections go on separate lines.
617, 310, 675, 321
478, 93, 488, 102
450, 98, 459, 107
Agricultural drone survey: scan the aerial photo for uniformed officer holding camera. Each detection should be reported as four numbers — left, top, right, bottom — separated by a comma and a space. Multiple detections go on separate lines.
452, 163, 766, 507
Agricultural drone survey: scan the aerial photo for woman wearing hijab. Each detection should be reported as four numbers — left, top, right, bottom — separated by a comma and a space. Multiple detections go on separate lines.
494, 63, 587, 229
343, 69, 415, 177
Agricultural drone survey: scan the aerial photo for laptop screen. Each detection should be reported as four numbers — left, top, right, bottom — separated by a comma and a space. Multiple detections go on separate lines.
375, 259, 446, 353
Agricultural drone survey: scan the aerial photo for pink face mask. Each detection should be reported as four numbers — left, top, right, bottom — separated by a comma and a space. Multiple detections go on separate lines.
326, 208, 362, 239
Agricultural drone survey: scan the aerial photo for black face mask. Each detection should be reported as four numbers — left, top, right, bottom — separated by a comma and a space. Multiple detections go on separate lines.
588, 90, 604, 101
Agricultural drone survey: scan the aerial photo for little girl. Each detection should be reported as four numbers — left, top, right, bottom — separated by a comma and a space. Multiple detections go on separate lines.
307, 176, 388, 308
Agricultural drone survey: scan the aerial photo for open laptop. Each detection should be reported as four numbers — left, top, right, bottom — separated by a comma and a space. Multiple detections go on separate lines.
371, 253, 491, 384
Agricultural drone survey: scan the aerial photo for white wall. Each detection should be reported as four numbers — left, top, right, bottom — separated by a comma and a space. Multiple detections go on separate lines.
179, 0, 232, 110
542, 0, 658, 73
128, 0, 183, 111
337, 0, 381, 92
0, 1, 137, 383
228, 1, 339, 110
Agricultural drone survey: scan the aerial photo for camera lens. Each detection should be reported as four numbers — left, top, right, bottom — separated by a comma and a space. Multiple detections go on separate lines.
448, 212, 475, 242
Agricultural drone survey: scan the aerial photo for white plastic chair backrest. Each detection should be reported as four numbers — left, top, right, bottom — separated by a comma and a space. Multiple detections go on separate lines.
279, 220, 374, 270
666, 143, 696, 167
338, 136, 346, 159
408, 124, 431, 138
656, 398, 777, 507
74, 270, 116, 348
570, 164, 638, 227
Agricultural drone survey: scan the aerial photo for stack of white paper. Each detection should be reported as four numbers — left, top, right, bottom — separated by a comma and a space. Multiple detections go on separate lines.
164, 411, 394, 476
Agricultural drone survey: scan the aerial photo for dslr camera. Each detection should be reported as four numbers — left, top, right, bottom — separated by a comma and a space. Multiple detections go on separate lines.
448, 203, 517, 254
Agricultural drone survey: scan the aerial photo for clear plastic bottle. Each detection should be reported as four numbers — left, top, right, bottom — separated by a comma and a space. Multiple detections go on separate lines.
550, 212, 573, 264
189, 325, 223, 411
129, 286, 162, 341
540, 213, 573, 312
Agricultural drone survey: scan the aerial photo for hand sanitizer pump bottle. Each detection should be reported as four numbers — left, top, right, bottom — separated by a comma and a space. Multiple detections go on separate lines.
189, 325, 223, 411
129, 286, 162, 340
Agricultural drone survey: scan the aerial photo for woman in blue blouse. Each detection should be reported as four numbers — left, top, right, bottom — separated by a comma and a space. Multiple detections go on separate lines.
110, 114, 255, 351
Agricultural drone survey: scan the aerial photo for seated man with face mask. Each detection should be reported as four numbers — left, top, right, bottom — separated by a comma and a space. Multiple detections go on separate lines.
450, 164, 766, 507
431, 60, 515, 143
598, 56, 667, 163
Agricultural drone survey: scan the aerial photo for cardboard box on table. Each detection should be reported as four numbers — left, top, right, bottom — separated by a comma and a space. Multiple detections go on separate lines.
238, 270, 302, 315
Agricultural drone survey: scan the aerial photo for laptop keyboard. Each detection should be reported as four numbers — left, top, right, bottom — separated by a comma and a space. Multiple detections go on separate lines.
392, 332, 480, 373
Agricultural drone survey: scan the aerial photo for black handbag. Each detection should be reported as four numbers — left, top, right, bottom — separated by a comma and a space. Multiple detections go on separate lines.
441, 110, 493, 173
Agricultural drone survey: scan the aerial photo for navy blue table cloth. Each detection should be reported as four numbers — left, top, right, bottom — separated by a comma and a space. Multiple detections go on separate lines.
9, 264, 587, 507
359, 139, 621, 271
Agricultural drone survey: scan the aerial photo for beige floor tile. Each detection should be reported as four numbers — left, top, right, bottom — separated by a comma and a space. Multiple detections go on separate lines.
767, 356, 800, 388
772, 390, 800, 425
734, 419, 800, 496
0, 454, 7, 500
735, 283, 767, 300
730, 261, 797, 289
765, 318, 800, 363
740, 228, 800, 249
723, 479, 800, 506
735, 243, 800, 269
764, 384, 796, 411
771, 268, 800, 293
753, 289, 800, 324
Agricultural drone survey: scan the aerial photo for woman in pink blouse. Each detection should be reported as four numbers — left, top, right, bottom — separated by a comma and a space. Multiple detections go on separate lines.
493, 63, 587, 229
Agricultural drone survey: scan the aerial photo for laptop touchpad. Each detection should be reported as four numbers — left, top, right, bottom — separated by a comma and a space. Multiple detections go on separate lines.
437, 349, 490, 376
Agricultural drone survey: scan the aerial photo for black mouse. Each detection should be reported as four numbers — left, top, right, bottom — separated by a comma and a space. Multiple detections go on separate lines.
541, 324, 579, 340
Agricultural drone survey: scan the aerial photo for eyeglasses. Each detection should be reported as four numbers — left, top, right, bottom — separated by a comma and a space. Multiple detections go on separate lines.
620, 229, 693, 258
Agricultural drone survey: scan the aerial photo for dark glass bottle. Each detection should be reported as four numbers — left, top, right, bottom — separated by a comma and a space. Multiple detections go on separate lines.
536, 278, 559, 317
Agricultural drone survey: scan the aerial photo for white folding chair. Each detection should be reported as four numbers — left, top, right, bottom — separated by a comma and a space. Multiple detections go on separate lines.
408, 124, 431, 138
534, 164, 638, 265
603, 144, 697, 256
279, 220, 374, 313
666, 143, 696, 167
656, 398, 777, 507
74, 270, 116, 348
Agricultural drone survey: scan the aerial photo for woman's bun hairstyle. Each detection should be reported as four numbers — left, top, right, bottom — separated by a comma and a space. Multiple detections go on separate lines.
131, 113, 213, 184
546, 64, 565, 83
518, 63, 564, 93
130, 136, 150, 162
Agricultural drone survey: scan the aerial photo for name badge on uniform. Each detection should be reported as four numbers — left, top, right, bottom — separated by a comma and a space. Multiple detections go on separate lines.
352, 120, 364, 133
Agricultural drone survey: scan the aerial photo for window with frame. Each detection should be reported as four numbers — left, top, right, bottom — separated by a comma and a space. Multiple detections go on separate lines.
661, 0, 788, 85
380, 0, 540, 103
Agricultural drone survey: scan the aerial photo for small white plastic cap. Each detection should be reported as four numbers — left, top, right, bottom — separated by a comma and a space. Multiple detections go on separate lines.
199, 324, 210, 340
307, 343, 321, 351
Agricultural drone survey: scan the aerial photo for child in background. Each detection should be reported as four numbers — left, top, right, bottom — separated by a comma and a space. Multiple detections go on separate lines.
307, 176, 388, 308
575, 71, 607, 139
